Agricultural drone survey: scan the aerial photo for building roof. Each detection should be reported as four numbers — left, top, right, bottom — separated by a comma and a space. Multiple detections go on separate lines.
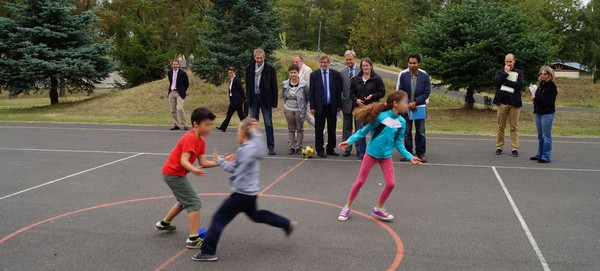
550, 61, 590, 72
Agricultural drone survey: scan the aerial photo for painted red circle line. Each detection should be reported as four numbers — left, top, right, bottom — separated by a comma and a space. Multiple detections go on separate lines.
0, 193, 404, 271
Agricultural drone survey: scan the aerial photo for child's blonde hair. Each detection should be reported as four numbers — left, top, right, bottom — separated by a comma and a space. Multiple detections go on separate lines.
239, 118, 258, 137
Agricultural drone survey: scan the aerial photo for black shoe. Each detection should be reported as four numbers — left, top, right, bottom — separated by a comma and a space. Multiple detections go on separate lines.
495, 149, 503, 155
342, 150, 351, 157
417, 155, 427, 163
191, 253, 218, 262
285, 221, 297, 237
538, 159, 550, 163
317, 151, 327, 158
268, 148, 276, 155
183, 126, 189, 131
170, 126, 180, 131
327, 151, 340, 157
216, 126, 226, 132
512, 150, 519, 157
288, 148, 296, 155
530, 156, 540, 161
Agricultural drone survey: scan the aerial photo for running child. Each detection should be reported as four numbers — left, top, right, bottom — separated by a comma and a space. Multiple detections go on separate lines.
338, 91, 421, 222
155, 107, 219, 248
192, 118, 295, 262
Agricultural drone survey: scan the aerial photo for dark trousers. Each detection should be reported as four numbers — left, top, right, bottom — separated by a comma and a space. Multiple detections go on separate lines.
342, 112, 354, 153
201, 193, 291, 255
250, 95, 275, 150
354, 119, 366, 159
220, 102, 245, 131
315, 104, 337, 153
404, 117, 426, 156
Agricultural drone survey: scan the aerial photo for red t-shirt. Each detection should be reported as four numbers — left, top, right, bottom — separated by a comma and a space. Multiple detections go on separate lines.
162, 131, 206, 176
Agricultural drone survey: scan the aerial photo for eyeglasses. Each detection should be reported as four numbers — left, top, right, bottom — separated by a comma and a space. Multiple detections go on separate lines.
539, 73, 548, 75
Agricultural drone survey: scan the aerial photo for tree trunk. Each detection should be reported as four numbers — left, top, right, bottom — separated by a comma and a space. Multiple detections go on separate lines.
49, 76, 59, 105
59, 80, 66, 97
464, 86, 476, 110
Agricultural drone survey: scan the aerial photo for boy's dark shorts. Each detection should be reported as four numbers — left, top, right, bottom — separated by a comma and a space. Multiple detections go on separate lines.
163, 175, 202, 212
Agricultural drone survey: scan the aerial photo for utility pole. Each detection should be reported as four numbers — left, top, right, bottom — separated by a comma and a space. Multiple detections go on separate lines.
317, 21, 322, 53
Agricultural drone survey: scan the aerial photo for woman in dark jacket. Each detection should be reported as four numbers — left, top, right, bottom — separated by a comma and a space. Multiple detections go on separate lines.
530, 66, 557, 163
349, 58, 386, 160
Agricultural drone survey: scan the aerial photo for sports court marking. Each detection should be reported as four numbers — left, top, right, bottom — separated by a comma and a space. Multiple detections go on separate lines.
492, 167, 551, 271
0, 194, 404, 271
1, 125, 598, 145
0, 153, 144, 201
2, 147, 599, 173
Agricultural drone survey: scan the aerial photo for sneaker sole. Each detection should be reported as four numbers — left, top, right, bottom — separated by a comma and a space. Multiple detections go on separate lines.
186, 244, 202, 249
371, 213, 394, 221
338, 216, 349, 221
155, 225, 176, 231
191, 256, 218, 262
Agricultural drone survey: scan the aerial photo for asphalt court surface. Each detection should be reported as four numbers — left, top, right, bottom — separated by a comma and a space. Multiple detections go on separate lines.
0, 122, 598, 271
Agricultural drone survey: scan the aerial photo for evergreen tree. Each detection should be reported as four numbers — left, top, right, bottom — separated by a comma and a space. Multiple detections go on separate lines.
408, 0, 553, 109
579, 0, 599, 82
0, 0, 113, 104
192, 0, 283, 85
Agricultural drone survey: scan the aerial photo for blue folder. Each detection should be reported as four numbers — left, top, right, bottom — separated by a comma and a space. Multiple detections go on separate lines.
408, 105, 427, 120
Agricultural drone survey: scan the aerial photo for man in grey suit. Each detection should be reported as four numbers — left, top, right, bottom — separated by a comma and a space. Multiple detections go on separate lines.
339, 50, 359, 157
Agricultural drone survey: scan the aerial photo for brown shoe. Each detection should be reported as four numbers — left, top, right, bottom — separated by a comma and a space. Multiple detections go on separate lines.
400, 157, 408, 162
417, 155, 427, 163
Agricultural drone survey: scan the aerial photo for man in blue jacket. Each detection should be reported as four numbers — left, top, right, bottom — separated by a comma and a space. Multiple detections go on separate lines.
167, 59, 190, 130
396, 53, 431, 163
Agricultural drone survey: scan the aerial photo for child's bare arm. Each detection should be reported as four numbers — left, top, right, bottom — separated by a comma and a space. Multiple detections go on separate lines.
180, 152, 204, 176
198, 154, 218, 168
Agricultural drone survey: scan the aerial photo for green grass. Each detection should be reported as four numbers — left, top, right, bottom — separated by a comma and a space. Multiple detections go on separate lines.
553, 77, 600, 108
1, 50, 599, 137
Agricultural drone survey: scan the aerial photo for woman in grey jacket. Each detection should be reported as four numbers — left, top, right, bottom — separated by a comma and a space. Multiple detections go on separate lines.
282, 64, 308, 155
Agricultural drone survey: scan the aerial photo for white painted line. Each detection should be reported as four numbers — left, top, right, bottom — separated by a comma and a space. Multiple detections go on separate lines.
0, 147, 141, 155
1, 147, 599, 172
492, 167, 551, 271
0, 153, 144, 200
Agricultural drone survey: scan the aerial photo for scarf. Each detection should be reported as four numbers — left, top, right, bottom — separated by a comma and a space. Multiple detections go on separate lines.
254, 63, 264, 94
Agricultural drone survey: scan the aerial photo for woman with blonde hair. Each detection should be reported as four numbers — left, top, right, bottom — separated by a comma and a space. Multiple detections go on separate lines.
530, 66, 557, 163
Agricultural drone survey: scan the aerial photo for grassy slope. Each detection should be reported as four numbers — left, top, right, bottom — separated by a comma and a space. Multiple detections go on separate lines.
0, 50, 598, 136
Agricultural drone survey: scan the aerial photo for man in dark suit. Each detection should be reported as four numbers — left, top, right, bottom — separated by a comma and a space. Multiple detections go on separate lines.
245, 48, 278, 155
167, 59, 190, 130
309, 54, 343, 158
217, 67, 246, 132
339, 50, 358, 157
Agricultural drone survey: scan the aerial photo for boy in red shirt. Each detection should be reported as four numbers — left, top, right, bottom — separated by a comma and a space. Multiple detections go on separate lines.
156, 108, 221, 249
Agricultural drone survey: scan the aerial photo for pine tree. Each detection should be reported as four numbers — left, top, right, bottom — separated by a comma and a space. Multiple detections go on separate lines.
0, 0, 113, 104
192, 0, 282, 85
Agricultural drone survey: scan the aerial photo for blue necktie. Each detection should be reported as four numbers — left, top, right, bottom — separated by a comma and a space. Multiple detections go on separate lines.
323, 70, 329, 104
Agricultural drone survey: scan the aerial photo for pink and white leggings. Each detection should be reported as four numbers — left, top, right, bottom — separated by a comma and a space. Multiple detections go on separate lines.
348, 153, 396, 205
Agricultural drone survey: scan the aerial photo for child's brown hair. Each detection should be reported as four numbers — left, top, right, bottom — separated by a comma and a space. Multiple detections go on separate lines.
353, 91, 407, 125
239, 118, 258, 137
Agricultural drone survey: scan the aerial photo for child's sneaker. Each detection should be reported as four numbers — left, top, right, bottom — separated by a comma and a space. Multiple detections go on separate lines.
338, 207, 351, 221
371, 208, 394, 221
155, 221, 176, 231
191, 253, 218, 262
186, 237, 203, 249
